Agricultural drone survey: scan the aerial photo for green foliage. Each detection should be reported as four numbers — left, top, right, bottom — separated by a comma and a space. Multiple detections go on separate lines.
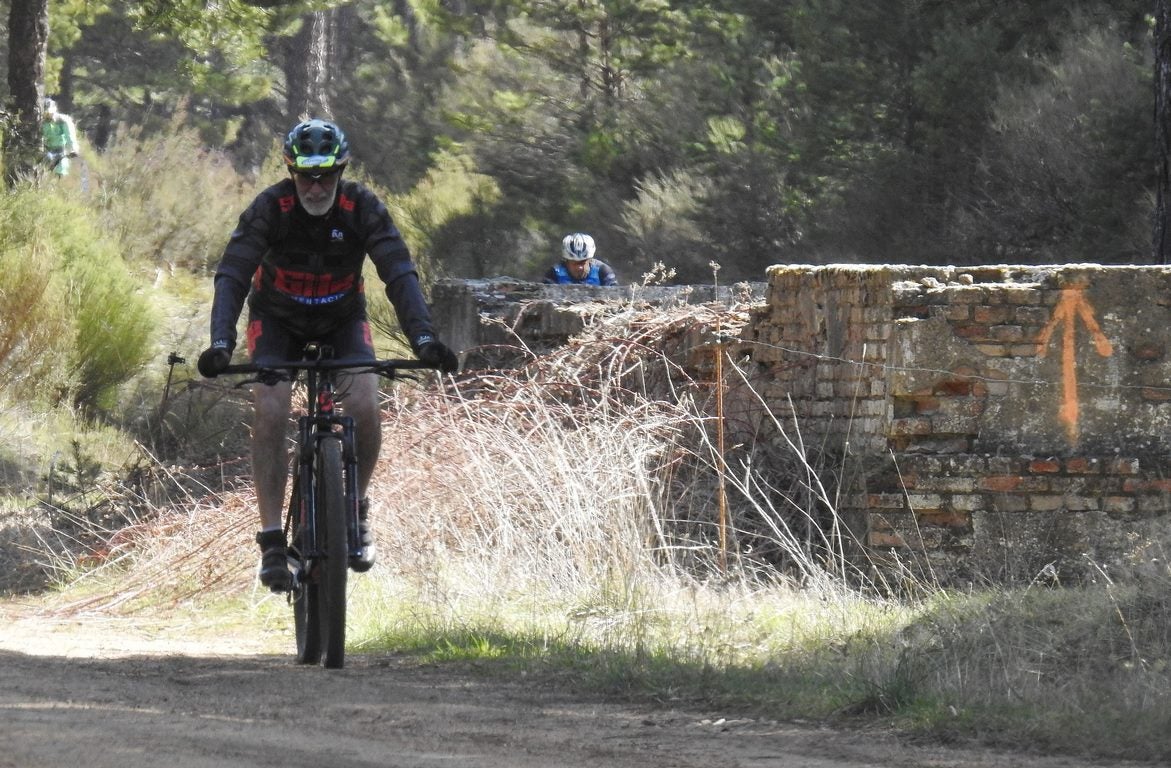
389, 147, 502, 264
52, 0, 286, 141
43, 439, 102, 502
485, 0, 695, 93
704, 116, 746, 154
125, 0, 277, 102
28, 0, 1164, 281
66, 245, 156, 411
780, 1, 1154, 264
366, 3, 411, 48
0, 184, 156, 411
329, 0, 466, 193
619, 168, 711, 279
46, 0, 109, 90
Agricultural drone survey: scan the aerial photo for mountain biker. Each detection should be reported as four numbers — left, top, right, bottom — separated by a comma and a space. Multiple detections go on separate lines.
542, 233, 618, 286
196, 117, 459, 592
41, 98, 79, 177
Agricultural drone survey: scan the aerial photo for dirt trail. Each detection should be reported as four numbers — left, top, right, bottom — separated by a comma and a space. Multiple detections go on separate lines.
0, 601, 1150, 768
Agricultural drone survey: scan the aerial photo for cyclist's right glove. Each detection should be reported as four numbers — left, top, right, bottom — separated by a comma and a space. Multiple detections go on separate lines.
412, 334, 459, 373
197, 339, 234, 378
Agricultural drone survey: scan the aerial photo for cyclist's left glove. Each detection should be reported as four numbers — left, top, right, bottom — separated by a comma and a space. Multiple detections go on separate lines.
198, 339, 234, 378
412, 334, 459, 373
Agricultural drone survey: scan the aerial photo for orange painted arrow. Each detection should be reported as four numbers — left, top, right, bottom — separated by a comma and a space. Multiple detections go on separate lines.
1035, 286, 1113, 445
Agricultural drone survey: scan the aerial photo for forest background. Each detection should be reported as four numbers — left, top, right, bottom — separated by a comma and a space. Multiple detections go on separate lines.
4, 0, 1162, 287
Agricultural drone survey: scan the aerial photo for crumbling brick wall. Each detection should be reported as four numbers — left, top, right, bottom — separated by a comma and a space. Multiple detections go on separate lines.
739, 264, 1171, 586
432, 266, 1171, 587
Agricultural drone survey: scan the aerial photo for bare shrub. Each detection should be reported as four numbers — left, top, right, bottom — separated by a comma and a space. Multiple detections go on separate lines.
93, 122, 253, 272
367, 298, 859, 600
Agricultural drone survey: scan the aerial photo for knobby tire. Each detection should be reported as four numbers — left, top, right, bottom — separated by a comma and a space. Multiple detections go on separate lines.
317, 437, 348, 669
291, 480, 322, 665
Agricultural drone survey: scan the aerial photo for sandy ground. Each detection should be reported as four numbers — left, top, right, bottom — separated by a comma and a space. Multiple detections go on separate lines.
0, 600, 1153, 768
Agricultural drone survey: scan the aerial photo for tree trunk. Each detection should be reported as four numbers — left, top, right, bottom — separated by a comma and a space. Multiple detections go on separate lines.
1155, 0, 1171, 263
5, 0, 49, 186
577, 0, 590, 98
283, 9, 336, 123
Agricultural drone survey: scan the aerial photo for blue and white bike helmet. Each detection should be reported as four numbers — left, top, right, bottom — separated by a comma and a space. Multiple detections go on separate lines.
562, 233, 596, 262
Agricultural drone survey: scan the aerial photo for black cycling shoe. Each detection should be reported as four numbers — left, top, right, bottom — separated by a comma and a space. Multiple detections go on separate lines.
350, 498, 376, 573
256, 530, 292, 592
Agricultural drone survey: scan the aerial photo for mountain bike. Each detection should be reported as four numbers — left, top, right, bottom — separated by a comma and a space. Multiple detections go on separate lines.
221, 344, 437, 669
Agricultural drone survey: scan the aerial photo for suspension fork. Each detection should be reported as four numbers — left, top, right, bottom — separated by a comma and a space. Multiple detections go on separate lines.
338, 414, 360, 555
298, 367, 333, 558
319, 369, 361, 554
296, 412, 318, 555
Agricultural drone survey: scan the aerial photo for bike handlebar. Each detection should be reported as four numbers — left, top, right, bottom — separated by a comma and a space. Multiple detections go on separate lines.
218, 357, 439, 386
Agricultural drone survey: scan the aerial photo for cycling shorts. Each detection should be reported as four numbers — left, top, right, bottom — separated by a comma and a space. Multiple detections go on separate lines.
245, 309, 375, 366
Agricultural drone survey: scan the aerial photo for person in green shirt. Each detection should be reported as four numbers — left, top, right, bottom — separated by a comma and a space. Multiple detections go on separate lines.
42, 98, 79, 177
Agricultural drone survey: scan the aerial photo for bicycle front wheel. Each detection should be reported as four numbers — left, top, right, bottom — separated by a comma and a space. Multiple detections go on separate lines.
290, 479, 322, 665
317, 437, 348, 669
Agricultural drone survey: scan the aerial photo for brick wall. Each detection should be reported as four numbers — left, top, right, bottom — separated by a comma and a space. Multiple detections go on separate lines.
432, 266, 1171, 587
739, 264, 1171, 586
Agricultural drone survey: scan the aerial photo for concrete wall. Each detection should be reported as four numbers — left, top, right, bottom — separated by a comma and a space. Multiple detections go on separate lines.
431, 266, 1171, 586
433, 277, 767, 369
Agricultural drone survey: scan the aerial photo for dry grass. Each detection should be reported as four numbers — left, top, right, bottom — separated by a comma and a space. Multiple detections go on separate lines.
41, 497, 256, 615
366, 297, 821, 591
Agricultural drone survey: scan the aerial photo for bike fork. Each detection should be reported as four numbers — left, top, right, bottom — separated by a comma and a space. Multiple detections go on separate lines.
287, 414, 318, 591
338, 416, 361, 558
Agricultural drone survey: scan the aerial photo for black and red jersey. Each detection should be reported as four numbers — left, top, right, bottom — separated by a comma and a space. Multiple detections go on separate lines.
209, 177, 434, 347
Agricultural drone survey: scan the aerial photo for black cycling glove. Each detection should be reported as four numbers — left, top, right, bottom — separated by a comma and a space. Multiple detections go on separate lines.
197, 339, 234, 378
412, 334, 459, 373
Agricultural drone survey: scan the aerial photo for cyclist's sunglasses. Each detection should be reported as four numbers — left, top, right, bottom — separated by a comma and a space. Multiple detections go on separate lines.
292, 167, 341, 183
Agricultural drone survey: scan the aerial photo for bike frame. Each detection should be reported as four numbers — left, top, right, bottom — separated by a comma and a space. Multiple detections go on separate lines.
294, 354, 361, 568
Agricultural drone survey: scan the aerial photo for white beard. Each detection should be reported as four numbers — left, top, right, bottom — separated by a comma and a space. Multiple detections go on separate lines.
300, 195, 334, 217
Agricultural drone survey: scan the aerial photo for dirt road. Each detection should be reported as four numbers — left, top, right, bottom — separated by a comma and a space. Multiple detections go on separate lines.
0, 602, 1149, 768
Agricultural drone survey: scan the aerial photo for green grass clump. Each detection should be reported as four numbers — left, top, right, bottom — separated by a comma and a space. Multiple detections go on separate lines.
346, 572, 912, 719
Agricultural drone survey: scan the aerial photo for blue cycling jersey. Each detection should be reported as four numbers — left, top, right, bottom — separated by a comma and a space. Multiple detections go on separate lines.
543, 259, 617, 286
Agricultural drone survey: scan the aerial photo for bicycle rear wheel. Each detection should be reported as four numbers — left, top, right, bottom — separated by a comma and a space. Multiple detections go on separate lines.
317, 437, 348, 669
290, 480, 322, 665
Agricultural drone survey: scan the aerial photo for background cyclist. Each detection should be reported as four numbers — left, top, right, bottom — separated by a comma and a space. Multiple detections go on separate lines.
42, 98, 79, 177
542, 232, 618, 286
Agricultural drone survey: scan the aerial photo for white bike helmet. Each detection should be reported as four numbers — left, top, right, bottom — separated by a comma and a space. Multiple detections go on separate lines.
562, 233, 596, 262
